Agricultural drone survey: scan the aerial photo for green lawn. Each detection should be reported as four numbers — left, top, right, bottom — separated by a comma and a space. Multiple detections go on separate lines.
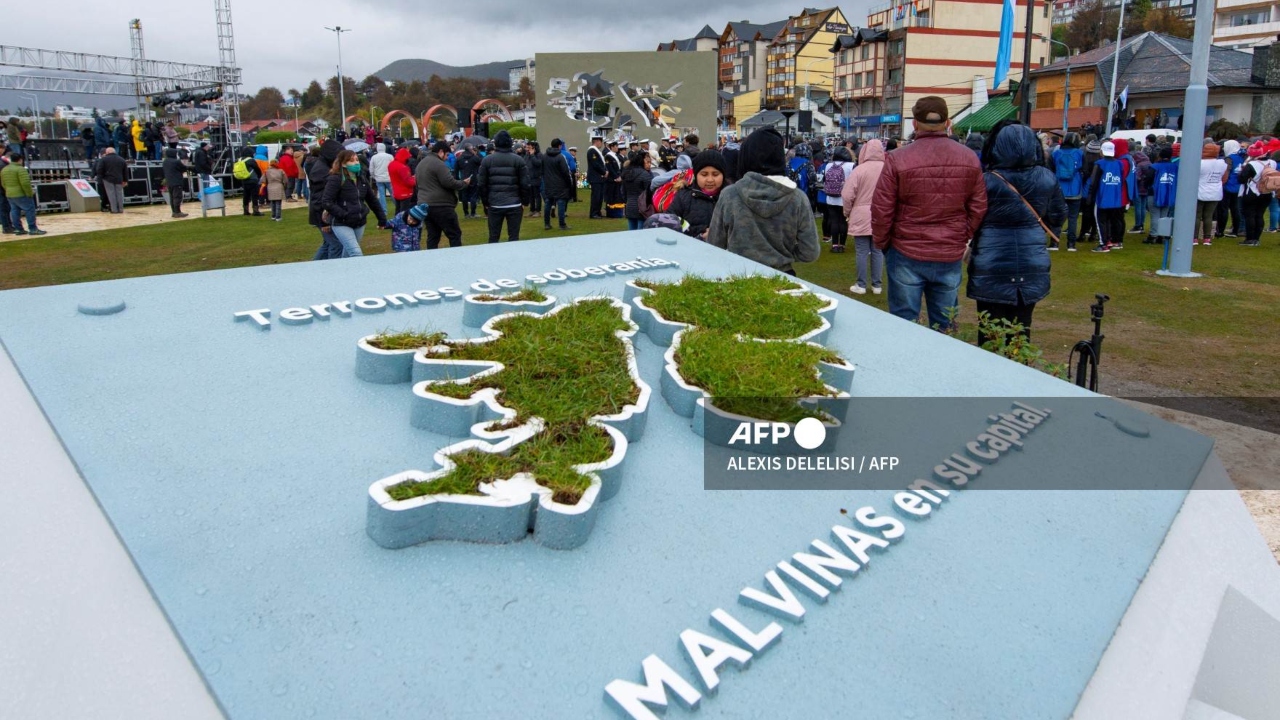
2, 203, 1277, 397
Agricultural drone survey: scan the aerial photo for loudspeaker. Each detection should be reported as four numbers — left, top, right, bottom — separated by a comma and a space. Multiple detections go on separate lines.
476, 121, 489, 139
798, 111, 813, 133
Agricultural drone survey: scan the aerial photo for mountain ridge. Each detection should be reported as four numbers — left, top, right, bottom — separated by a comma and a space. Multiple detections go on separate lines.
373, 58, 527, 84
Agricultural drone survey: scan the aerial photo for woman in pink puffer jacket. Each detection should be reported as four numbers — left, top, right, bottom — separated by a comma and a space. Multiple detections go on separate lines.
842, 139, 886, 295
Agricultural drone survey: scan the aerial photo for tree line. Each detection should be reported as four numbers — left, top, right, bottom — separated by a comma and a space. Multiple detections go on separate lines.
237, 73, 537, 127
1060, 0, 1193, 56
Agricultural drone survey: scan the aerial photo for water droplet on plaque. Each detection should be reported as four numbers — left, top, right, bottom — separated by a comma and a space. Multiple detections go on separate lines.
521, 658, 533, 669
195, 586, 208, 597
271, 682, 289, 697
175, 508, 187, 517
573, 605, 588, 617
205, 660, 222, 676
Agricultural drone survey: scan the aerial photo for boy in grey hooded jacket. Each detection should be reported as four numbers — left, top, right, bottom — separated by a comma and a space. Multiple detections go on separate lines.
706, 128, 819, 275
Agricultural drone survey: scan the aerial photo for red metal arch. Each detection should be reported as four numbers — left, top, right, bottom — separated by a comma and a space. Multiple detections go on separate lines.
471, 98, 512, 123
421, 105, 459, 138
379, 109, 420, 139
343, 114, 363, 130
479, 113, 505, 124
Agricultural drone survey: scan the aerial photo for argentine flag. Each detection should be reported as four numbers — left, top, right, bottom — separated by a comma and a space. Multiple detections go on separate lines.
994, 0, 1015, 89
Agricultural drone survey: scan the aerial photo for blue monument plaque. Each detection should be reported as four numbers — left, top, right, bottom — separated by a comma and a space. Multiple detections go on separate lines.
1, 230, 1276, 719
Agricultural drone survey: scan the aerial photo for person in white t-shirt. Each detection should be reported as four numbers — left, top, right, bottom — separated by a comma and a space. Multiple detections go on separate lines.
1195, 142, 1227, 245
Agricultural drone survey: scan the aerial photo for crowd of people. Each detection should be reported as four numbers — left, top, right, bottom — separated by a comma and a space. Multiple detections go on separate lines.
20, 97, 1264, 344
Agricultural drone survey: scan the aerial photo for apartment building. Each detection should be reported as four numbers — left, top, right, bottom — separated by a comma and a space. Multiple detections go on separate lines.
764, 7, 852, 109
1215, 0, 1280, 50
656, 25, 720, 52
719, 20, 789, 95
832, 0, 1051, 137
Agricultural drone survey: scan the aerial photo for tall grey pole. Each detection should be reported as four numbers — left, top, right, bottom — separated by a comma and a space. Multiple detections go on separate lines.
1158, 0, 1213, 278
1104, 1, 1126, 136
1020, 0, 1035, 123
325, 26, 350, 133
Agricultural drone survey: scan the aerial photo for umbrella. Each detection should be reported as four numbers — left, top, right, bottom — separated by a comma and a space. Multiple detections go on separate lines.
343, 139, 369, 152
458, 135, 488, 149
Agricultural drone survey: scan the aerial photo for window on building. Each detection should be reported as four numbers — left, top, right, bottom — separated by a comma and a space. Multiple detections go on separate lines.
884, 97, 902, 113
1082, 91, 1093, 105
861, 46, 870, 61
840, 76, 848, 91
888, 68, 902, 84
1229, 9, 1269, 26
855, 74, 863, 88
1036, 91, 1055, 108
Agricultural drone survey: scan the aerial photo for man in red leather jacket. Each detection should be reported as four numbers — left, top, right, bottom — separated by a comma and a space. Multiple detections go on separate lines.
872, 96, 987, 331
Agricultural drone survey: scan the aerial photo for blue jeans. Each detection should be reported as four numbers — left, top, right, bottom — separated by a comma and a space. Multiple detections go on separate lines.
1269, 196, 1279, 232
153, 142, 163, 160
1133, 194, 1147, 230
9, 196, 37, 232
312, 229, 343, 260
627, 217, 645, 230
330, 224, 365, 258
376, 181, 391, 208
885, 247, 962, 331
543, 196, 568, 227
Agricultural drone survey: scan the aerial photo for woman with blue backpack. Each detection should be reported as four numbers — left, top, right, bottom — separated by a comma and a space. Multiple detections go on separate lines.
1050, 133, 1083, 251
1147, 146, 1178, 245
822, 147, 855, 253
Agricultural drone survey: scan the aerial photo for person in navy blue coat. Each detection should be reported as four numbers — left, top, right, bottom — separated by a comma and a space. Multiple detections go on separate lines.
968, 121, 1066, 347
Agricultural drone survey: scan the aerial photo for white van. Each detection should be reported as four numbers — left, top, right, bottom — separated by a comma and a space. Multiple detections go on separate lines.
1108, 129, 1181, 145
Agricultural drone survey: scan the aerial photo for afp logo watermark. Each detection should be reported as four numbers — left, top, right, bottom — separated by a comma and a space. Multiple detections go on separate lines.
727, 417, 828, 451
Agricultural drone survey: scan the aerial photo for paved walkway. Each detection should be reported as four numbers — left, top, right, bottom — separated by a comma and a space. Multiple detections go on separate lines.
2, 198, 308, 241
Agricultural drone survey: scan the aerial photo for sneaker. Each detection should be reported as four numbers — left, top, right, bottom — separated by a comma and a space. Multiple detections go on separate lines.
1048, 240, 1060, 251
1192, 239, 1200, 246
13, 229, 27, 235
830, 244, 845, 253
1240, 239, 1260, 247
872, 285, 882, 295
822, 236, 831, 244
1091, 244, 1110, 253
559, 224, 571, 230
1225, 232, 1237, 238
544, 224, 552, 230
1111, 243, 1123, 250
849, 284, 867, 295
1067, 242, 1077, 252
1202, 239, 1212, 246
1128, 227, 1143, 234
27, 229, 46, 236
2, 229, 13, 234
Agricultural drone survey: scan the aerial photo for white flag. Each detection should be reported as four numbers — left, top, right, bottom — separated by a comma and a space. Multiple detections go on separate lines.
1118, 86, 1129, 110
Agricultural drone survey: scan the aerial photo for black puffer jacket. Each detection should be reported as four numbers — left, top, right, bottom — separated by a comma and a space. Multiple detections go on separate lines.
477, 147, 528, 208
320, 170, 387, 229
622, 165, 653, 219
967, 124, 1065, 306
455, 150, 482, 181
668, 186, 719, 238
307, 140, 342, 226
542, 147, 575, 200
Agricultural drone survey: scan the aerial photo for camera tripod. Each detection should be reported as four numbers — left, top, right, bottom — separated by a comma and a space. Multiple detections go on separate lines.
1068, 294, 1109, 392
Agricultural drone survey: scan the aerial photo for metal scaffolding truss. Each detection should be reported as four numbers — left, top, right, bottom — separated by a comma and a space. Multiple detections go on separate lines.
0, 45, 237, 87
0, 73, 222, 96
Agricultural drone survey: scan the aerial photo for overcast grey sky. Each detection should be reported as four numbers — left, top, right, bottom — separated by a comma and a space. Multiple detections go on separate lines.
4, 3, 865, 93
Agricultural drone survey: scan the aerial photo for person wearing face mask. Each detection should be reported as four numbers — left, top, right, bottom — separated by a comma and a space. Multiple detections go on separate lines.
668, 149, 727, 239
320, 149, 388, 258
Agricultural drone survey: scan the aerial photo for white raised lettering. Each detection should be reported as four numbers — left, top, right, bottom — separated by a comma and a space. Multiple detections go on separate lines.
777, 561, 830, 602
709, 608, 782, 654
234, 308, 271, 328
679, 628, 752, 694
739, 570, 806, 622
604, 654, 702, 720
831, 523, 891, 564
792, 539, 860, 588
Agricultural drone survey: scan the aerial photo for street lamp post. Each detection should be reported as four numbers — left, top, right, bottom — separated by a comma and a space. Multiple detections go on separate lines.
802, 57, 828, 114
324, 26, 351, 133
369, 106, 381, 135
1036, 34, 1072, 135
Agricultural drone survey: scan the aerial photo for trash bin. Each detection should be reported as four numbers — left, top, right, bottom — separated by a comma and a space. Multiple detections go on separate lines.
201, 179, 225, 213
